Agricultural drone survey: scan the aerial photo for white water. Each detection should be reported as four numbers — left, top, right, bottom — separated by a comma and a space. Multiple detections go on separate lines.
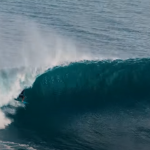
0, 140, 37, 150
0, 67, 45, 129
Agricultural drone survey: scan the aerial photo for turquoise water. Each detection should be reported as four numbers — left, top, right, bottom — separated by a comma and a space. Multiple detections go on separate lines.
0, 1, 150, 150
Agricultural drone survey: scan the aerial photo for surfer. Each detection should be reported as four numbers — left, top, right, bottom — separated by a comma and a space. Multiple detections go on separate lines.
14, 89, 28, 104
19, 90, 25, 102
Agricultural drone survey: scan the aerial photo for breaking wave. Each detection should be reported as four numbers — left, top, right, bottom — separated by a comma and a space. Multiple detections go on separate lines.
6, 58, 150, 127
1, 58, 150, 150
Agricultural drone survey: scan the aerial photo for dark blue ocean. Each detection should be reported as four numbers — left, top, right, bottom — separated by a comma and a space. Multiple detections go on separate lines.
0, 1, 150, 150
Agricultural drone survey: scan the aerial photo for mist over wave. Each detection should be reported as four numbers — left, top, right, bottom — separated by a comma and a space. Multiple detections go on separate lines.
0, 15, 102, 69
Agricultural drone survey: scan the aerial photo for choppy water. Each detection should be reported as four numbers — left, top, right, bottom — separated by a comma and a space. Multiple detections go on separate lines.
0, 0, 150, 150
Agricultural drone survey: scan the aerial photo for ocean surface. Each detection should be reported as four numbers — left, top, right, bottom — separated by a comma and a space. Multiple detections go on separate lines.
0, 0, 150, 150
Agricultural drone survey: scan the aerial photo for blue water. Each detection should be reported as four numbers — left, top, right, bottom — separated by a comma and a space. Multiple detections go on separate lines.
0, 1, 150, 150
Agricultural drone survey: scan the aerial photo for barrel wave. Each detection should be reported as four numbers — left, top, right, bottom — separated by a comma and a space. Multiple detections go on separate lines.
17, 58, 150, 109
3, 58, 150, 150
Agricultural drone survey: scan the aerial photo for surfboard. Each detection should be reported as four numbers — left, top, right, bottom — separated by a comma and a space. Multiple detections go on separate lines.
22, 101, 28, 104
14, 97, 28, 104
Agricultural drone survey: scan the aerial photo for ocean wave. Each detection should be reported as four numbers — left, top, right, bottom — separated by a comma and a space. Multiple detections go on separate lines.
4, 58, 150, 134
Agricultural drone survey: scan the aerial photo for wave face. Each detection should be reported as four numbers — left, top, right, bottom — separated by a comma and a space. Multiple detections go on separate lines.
3, 59, 150, 150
